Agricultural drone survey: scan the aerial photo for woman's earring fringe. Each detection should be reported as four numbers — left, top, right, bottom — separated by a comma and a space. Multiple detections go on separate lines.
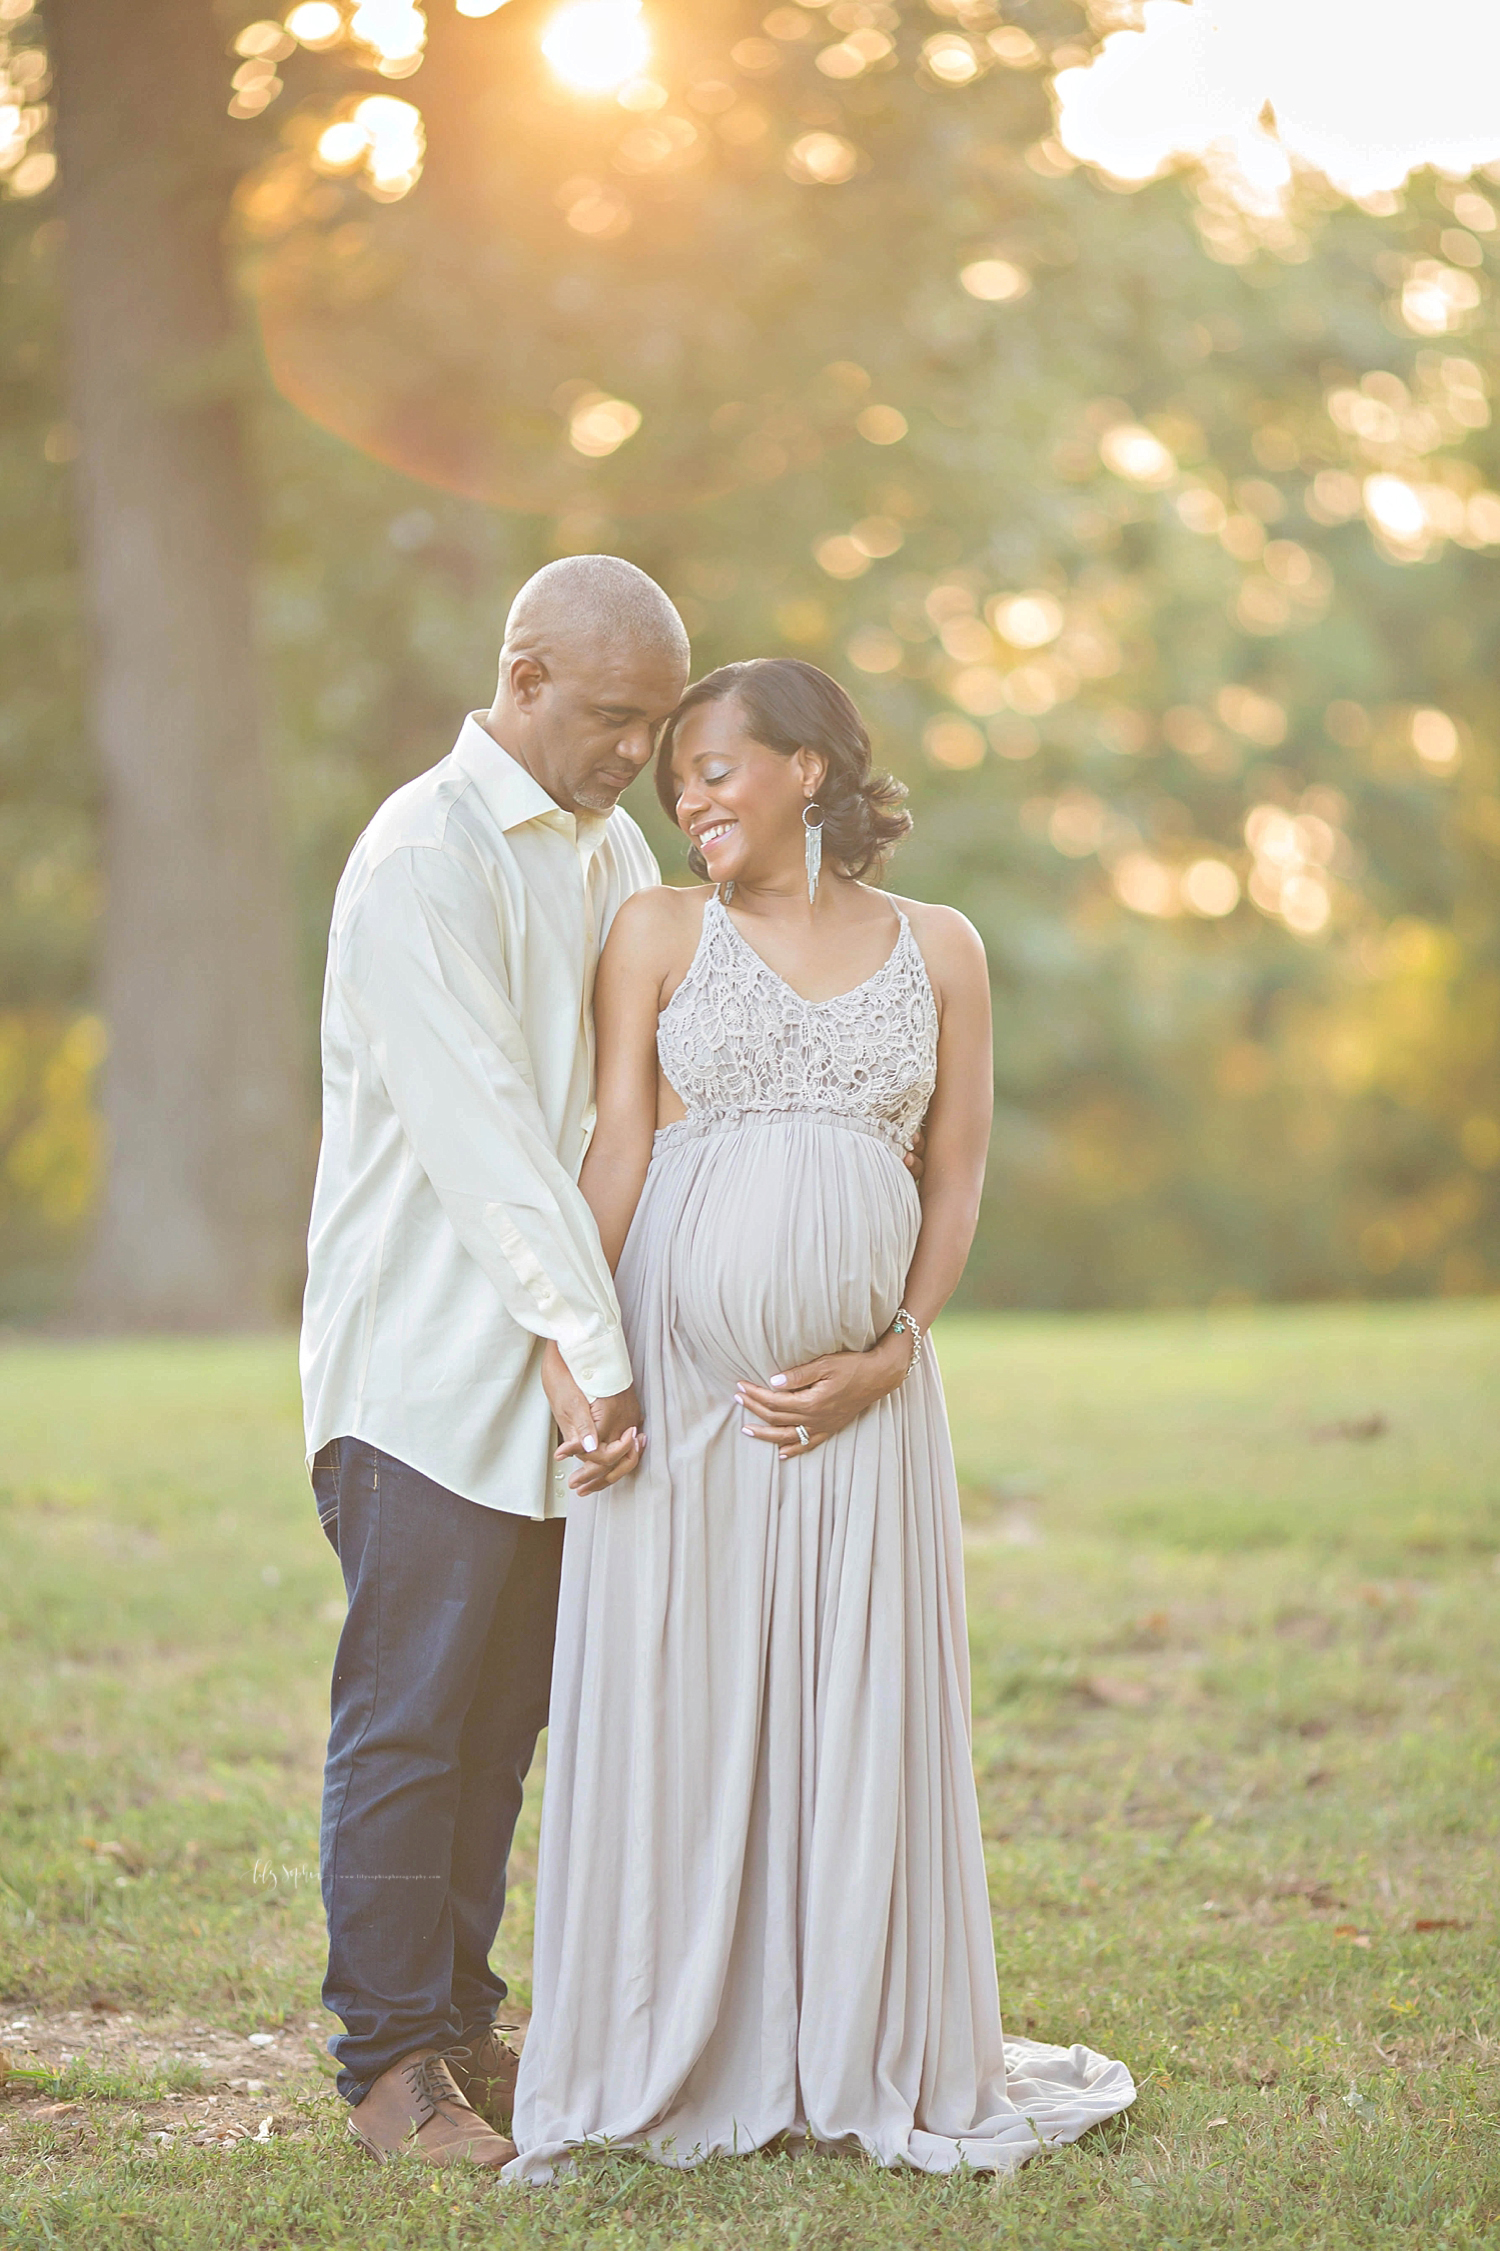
803, 802, 824, 904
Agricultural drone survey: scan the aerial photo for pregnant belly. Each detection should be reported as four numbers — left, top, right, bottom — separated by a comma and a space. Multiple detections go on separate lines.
618, 1111, 921, 1388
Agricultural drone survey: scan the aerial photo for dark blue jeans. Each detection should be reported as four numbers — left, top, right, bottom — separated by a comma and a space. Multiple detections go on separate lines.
312, 1437, 564, 2105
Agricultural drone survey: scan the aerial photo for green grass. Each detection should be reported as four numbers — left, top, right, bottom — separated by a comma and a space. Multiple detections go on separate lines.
1, 1305, 1497, 2247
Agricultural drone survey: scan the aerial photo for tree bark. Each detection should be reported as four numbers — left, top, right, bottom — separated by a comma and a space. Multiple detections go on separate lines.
50, 0, 309, 1325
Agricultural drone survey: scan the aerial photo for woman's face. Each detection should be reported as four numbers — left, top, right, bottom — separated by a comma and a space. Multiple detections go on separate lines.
669, 697, 823, 890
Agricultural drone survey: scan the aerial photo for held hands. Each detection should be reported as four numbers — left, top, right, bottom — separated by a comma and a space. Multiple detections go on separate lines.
542, 1340, 645, 1497
736, 1328, 912, 1461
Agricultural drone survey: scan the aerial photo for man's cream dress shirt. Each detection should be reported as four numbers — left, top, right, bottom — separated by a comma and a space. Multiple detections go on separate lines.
300, 714, 659, 1518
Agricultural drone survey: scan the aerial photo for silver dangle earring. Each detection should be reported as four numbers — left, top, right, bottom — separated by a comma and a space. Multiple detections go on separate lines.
802, 801, 825, 904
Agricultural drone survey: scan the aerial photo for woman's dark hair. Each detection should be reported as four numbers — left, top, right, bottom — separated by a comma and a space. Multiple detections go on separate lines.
654, 658, 913, 883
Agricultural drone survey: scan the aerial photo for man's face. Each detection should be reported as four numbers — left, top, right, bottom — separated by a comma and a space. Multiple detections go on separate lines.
514, 642, 688, 815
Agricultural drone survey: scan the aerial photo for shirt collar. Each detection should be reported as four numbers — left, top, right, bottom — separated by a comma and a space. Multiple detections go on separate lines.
452, 713, 611, 849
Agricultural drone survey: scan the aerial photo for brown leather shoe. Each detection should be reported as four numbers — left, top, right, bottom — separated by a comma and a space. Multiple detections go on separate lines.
445, 2026, 521, 2132
347, 2048, 516, 2167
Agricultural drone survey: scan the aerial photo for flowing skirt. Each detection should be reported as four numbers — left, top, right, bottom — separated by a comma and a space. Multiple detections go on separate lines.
508, 1112, 1133, 2180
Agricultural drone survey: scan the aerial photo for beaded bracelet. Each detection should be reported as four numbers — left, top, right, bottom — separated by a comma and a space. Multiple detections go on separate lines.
891, 1306, 925, 1376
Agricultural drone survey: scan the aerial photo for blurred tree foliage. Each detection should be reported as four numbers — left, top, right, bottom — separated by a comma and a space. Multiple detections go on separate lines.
2, 0, 1498, 1313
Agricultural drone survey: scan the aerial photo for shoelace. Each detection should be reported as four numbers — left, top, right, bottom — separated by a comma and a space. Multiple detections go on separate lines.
403, 2053, 463, 2120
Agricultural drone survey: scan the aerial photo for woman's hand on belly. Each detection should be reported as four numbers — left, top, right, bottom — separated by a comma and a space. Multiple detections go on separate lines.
735, 1329, 912, 1460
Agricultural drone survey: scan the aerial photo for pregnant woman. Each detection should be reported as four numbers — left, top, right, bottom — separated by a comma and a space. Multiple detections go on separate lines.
511, 658, 1133, 2178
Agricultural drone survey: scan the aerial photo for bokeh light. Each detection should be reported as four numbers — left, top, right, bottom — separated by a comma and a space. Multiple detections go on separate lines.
0, 17, 56, 196
1181, 858, 1241, 917
349, 0, 427, 73
924, 717, 987, 769
922, 34, 983, 87
855, 404, 908, 445
285, 2, 344, 49
1099, 423, 1177, 487
989, 592, 1063, 648
236, 20, 297, 57
1112, 853, 1181, 918
786, 131, 860, 186
567, 393, 642, 457
1411, 709, 1461, 769
1244, 803, 1337, 936
315, 118, 371, 171
959, 259, 1029, 303
310, 94, 427, 198
817, 28, 893, 80
541, 0, 650, 96
813, 533, 871, 580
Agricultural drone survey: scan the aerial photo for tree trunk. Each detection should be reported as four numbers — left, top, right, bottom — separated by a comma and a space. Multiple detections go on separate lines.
51, 0, 309, 1325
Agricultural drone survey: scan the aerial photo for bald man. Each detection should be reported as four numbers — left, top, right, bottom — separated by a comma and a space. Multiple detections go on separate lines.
301, 556, 690, 2165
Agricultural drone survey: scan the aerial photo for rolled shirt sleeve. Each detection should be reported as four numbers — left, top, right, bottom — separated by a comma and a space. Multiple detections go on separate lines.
338, 842, 632, 1402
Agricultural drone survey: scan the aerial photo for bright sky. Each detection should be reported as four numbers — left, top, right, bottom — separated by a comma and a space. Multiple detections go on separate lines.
1055, 0, 1500, 201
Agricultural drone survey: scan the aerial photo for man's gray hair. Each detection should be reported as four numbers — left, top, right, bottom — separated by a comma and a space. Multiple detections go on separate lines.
502, 554, 690, 669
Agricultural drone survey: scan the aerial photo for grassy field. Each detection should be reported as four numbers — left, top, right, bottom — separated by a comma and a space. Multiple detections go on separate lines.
1, 1303, 1497, 2248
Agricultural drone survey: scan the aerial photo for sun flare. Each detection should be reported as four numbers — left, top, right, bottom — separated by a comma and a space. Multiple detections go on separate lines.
540, 0, 651, 95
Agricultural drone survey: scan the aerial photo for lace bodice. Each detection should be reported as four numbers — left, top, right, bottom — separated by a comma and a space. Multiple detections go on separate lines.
656, 894, 938, 1152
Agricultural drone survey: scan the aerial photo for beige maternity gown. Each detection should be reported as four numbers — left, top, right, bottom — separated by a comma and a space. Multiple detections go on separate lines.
508, 894, 1134, 2180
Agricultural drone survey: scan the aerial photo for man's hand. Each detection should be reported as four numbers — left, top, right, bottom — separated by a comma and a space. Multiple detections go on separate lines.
735, 1329, 911, 1461
542, 1341, 645, 1496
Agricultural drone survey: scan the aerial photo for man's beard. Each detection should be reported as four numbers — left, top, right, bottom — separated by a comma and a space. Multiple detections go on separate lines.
571, 774, 628, 813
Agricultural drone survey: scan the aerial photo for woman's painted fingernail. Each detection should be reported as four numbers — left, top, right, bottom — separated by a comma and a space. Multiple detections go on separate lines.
741, 1425, 754, 1438
583, 1435, 598, 1454
770, 1374, 788, 1389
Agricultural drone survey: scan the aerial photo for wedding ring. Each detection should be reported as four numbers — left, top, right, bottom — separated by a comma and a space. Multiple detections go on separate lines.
795, 1425, 810, 1445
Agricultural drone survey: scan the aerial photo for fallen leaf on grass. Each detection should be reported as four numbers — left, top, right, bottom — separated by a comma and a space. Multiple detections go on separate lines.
1311, 1415, 1387, 1442
1204, 2116, 1229, 2129
90, 1840, 147, 1875
1081, 1674, 1153, 1710
31, 2102, 83, 2119
1268, 1881, 1347, 1910
1334, 1925, 1372, 1947
1412, 1918, 1468, 1932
